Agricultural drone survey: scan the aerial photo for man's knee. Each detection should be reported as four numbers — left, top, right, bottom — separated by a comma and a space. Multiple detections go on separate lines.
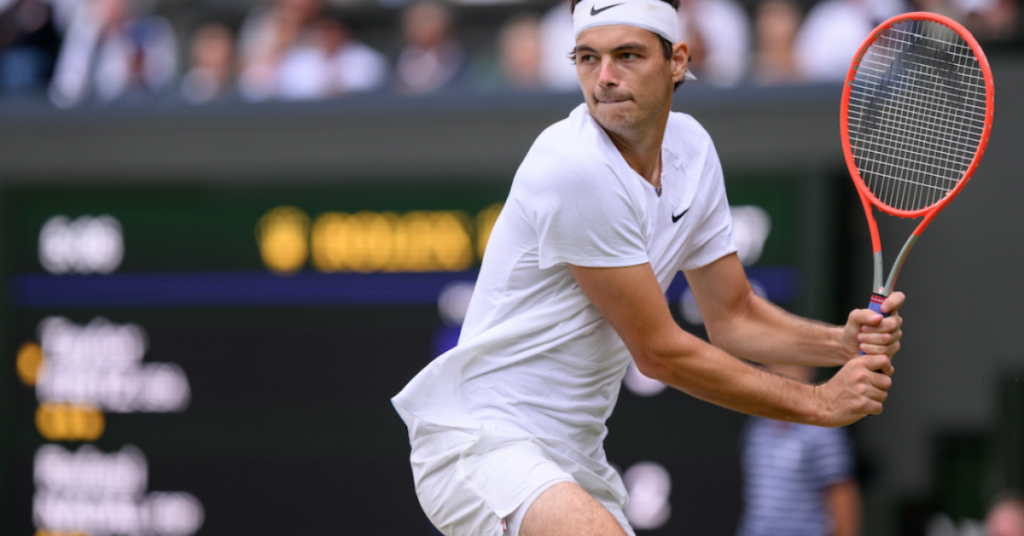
519, 482, 629, 536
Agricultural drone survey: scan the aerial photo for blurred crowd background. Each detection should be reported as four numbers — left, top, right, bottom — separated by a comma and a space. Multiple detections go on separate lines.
0, 0, 1018, 107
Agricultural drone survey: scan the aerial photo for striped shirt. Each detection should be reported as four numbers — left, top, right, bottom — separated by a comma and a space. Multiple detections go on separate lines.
737, 417, 855, 536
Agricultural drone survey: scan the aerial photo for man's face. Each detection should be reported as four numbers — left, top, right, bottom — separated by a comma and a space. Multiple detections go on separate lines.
574, 25, 682, 135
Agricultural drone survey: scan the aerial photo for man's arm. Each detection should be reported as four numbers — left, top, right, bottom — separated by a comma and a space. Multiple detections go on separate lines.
826, 480, 861, 536
685, 253, 904, 368
568, 262, 893, 427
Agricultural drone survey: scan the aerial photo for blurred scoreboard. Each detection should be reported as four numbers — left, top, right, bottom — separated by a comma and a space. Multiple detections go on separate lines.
2, 174, 813, 536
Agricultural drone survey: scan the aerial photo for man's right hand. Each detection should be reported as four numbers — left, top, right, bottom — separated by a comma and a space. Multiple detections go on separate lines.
815, 354, 894, 427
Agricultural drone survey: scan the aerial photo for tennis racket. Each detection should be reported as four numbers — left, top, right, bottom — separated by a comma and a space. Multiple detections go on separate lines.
840, 12, 995, 330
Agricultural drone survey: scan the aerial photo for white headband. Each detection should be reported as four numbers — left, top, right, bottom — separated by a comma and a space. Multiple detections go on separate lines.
573, 0, 696, 80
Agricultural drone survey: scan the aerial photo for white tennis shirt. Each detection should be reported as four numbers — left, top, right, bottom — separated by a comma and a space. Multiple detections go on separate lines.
393, 103, 737, 504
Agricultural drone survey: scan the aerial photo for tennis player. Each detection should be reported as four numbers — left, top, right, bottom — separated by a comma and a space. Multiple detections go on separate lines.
392, 0, 904, 534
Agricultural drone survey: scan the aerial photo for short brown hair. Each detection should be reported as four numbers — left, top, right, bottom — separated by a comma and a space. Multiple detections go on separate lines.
568, 0, 685, 90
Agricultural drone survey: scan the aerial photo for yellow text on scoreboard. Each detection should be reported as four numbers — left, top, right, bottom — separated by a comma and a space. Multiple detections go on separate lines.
256, 204, 503, 275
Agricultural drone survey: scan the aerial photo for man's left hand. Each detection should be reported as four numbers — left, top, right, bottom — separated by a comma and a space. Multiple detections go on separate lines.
841, 291, 905, 361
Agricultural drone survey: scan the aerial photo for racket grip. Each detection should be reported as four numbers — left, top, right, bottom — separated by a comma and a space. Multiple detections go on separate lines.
859, 293, 890, 356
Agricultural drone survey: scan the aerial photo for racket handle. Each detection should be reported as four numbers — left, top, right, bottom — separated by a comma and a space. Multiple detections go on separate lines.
859, 293, 890, 356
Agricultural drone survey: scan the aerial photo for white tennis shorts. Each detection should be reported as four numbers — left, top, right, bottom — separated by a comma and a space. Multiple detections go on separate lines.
396, 406, 635, 536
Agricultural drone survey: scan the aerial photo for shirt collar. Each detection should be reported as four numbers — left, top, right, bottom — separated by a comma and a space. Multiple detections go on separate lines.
662, 141, 684, 172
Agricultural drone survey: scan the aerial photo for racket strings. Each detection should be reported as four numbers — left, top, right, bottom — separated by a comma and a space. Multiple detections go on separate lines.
866, 23, 975, 210
854, 21, 982, 210
847, 18, 987, 212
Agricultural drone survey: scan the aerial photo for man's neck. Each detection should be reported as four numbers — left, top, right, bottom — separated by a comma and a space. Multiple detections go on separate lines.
603, 109, 670, 189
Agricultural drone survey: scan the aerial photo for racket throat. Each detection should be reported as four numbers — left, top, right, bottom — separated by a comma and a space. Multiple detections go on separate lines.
873, 251, 884, 295
877, 234, 919, 296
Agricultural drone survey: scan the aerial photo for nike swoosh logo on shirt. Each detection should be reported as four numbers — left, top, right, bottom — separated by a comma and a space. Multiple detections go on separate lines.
672, 208, 689, 223
591, 3, 623, 15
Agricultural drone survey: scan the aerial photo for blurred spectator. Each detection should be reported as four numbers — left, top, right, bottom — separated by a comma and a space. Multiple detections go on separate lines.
910, 0, 1020, 44
793, 0, 904, 83
239, 0, 386, 102
987, 493, 1024, 536
237, 0, 320, 100
469, 12, 543, 90
49, 0, 177, 107
181, 23, 235, 104
394, 0, 464, 94
913, 0, 962, 20
497, 13, 541, 90
751, 0, 802, 85
0, 0, 60, 93
538, 0, 578, 91
678, 0, 750, 86
273, 17, 387, 99
737, 365, 861, 536
320, 18, 387, 93
963, 0, 1019, 42
47, 0, 80, 31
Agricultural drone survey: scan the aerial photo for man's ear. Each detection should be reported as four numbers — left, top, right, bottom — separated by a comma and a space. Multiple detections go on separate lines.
671, 42, 690, 84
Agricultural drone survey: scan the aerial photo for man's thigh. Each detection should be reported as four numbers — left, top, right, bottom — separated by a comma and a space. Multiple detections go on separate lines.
520, 481, 631, 536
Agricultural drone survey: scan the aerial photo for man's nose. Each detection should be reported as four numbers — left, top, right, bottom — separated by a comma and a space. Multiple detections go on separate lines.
598, 57, 619, 87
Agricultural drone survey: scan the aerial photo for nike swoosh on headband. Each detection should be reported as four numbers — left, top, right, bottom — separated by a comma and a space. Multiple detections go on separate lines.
591, 3, 624, 16
672, 207, 689, 223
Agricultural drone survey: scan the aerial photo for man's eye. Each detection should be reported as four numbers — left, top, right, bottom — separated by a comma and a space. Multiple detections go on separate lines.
622, 53, 638, 60
581, 55, 597, 63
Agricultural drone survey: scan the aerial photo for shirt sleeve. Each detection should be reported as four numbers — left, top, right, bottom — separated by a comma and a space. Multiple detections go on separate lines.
813, 427, 856, 487
523, 162, 650, 270
680, 140, 738, 271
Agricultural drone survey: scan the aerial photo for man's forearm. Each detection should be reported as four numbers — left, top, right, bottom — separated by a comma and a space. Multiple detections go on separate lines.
568, 261, 889, 428
707, 294, 850, 368
639, 330, 828, 425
